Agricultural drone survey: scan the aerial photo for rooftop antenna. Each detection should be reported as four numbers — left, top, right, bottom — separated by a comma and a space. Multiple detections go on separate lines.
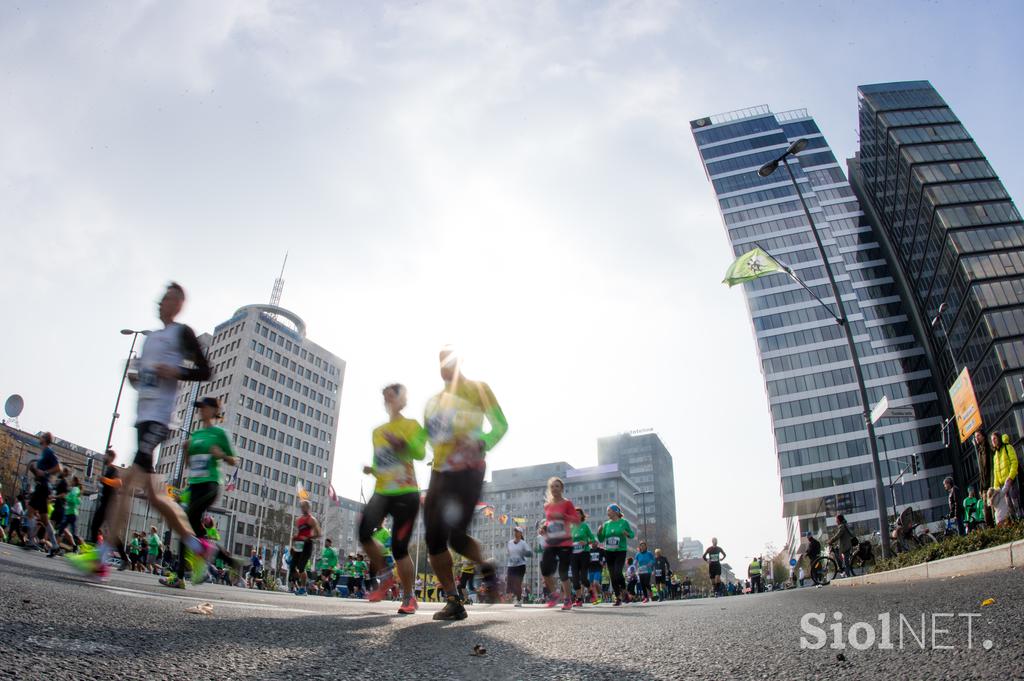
270, 252, 288, 307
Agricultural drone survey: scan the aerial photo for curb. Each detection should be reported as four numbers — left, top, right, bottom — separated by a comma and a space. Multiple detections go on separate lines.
833, 539, 1024, 586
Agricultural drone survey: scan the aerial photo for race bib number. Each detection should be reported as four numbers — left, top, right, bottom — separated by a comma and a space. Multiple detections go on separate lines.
655, 569, 662, 577
605, 537, 620, 548
426, 410, 455, 443
573, 542, 584, 553
293, 541, 304, 552
139, 367, 159, 388
709, 554, 720, 563
547, 521, 566, 537
189, 454, 211, 476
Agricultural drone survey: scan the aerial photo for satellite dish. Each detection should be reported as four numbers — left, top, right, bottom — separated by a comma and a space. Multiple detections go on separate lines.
5, 394, 24, 418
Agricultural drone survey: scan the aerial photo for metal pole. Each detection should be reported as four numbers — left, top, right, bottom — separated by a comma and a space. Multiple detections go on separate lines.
782, 158, 893, 558
105, 332, 141, 452
879, 435, 895, 523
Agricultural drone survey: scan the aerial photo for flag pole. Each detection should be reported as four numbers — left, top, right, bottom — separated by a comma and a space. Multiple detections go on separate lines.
753, 242, 843, 323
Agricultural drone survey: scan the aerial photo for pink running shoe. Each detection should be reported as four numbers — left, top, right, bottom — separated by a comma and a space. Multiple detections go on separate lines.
369, 574, 395, 603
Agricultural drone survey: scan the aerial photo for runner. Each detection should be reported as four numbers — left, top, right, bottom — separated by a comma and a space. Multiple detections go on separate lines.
359, 383, 426, 614
146, 526, 163, 574
55, 475, 82, 551
320, 538, 339, 596
570, 508, 597, 607
85, 283, 216, 580
539, 477, 579, 610
634, 541, 655, 603
289, 500, 321, 595
24, 432, 60, 553
47, 468, 69, 557
654, 548, 671, 601
88, 450, 120, 543
156, 396, 238, 588
423, 347, 508, 621
702, 538, 727, 597
456, 556, 475, 604
597, 503, 634, 606
506, 526, 532, 606
625, 557, 638, 600
587, 541, 604, 604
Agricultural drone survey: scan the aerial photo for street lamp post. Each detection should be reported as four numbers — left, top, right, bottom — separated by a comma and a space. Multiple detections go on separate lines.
759, 140, 893, 558
105, 329, 149, 452
633, 490, 652, 541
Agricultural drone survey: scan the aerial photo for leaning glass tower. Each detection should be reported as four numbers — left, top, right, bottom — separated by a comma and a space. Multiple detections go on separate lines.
691, 107, 949, 538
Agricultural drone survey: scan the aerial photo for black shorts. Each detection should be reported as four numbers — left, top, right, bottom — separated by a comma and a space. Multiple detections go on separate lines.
708, 561, 721, 578
134, 421, 170, 473
423, 468, 484, 555
292, 544, 313, 574
541, 546, 572, 580
358, 491, 420, 560
29, 483, 50, 514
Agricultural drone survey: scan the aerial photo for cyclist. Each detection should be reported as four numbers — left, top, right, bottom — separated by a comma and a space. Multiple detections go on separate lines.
827, 514, 856, 576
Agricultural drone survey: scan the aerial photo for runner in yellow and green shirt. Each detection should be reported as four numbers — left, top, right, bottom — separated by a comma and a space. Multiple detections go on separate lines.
360, 383, 426, 614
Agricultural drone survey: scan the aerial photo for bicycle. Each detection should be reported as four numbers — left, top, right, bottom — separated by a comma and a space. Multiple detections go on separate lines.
809, 548, 839, 586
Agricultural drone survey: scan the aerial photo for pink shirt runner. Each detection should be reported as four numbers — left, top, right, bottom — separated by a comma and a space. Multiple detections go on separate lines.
544, 499, 580, 548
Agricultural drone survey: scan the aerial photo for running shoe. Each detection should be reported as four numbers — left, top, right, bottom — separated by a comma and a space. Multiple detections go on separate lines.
295, 588, 306, 596
642, 597, 649, 603
514, 599, 523, 608
66, 545, 101, 575
159, 575, 186, 590
476, 560, 499, 604
185, 538, 216, 584
432, 595, 468, 621
368, 573, 395, 603
561, 599, 572, 611
613, 598, 622, 607
545, 594, 560, 608
574, 598, 583, 608
397, 596, 418, 615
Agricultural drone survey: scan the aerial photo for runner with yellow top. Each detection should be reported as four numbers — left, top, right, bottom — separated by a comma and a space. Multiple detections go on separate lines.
423, 346, 508, 621
360, 383, 427, 614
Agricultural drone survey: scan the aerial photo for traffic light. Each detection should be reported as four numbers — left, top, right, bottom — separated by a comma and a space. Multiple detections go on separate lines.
910, 453, 920, 475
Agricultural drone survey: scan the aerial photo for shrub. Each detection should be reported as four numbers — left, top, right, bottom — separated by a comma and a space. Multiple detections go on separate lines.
871, 521, 1024, 573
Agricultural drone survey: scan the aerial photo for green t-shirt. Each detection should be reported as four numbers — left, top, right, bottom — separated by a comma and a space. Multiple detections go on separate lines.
130, 537, 141, 554
353, 560, 367, 577
372, 527, 393, 557
65, 486, 81, 516
321, 547, 339, 571
341, 561, 354, 577
148, 534, 161, 556
964, 496, 985, 522
597, 518, 634, 552
187, 426, 236, 486
572, 522, 596, 553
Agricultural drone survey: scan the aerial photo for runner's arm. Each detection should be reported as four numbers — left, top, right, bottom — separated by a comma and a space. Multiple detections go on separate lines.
178, 324, 212, 381
473, 382, 508, 452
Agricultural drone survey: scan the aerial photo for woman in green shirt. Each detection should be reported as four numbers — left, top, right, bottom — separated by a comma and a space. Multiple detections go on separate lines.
963, 485, 986, 533
597, 503, 635, 606
570, 508, 597, 606
56, 476, 82, 551
161, 397, 238, 589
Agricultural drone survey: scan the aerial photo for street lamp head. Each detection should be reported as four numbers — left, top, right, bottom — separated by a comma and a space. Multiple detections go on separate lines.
787, 138, 809, 156
120, 329, 135, 335
758, 160, 779, 177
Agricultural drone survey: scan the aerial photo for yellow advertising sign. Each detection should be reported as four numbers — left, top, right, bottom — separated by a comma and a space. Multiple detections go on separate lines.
949, 368, 982, 443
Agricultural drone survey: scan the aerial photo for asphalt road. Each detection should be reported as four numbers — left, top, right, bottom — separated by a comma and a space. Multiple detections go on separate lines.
1, 544, 1022, 680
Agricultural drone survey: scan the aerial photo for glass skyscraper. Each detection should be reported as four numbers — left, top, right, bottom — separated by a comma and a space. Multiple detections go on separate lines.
851, 81, 1024, 486
690, 106, 950, 539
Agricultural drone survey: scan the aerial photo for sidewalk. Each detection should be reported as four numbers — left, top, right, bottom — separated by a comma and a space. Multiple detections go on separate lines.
834, 539, 1024, 586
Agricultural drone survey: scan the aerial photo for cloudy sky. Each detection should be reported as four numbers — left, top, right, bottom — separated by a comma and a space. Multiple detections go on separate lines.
3, 0, 1022, 564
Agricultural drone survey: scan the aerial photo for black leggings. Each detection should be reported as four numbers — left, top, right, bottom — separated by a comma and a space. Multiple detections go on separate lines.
176, 482, 229, 580
571, 552, 590, 591
358, 491, 420, 560
541, 546, 572, 581
606, 551, 627, 594
89, 492, 113, 543
639, 573, 652, 599
506, 564, 526, 597
423, 469, 484, 556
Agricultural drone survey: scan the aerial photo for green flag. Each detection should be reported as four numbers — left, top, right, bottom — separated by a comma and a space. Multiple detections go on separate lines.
722, 247, 785, 287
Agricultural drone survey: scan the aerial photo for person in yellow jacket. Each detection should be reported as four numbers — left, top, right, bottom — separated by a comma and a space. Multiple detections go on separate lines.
991, 431, 1020, 520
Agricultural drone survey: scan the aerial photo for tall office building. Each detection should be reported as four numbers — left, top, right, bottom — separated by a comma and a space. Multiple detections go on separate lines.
597, 431, 678, 556
851, 81, 1024, 486
690, 106, 949, 537
157, 303, 345, 556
